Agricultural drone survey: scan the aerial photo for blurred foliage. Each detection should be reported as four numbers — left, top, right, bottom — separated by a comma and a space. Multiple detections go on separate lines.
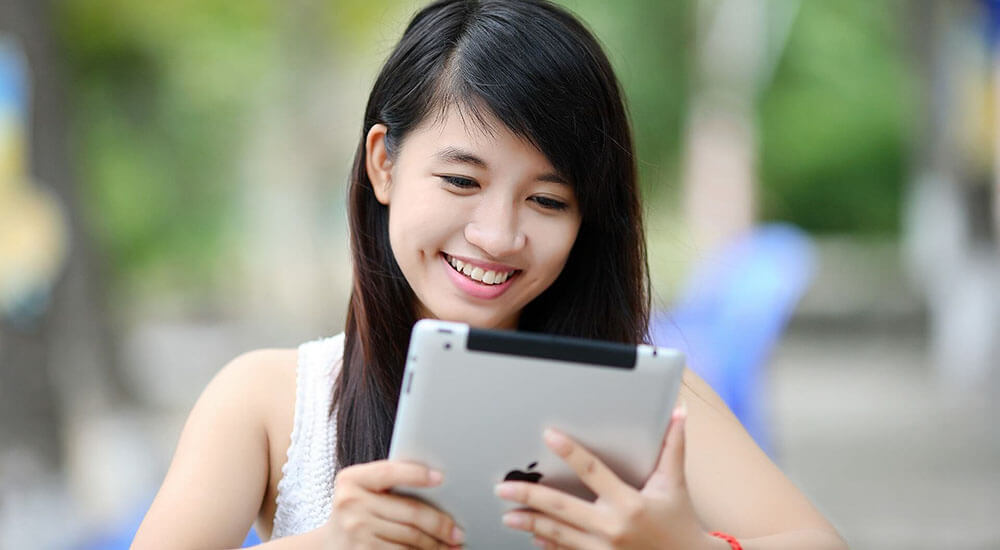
53, 0, 914, 299
561, 0, 693, 199
56, 0, 280, 295
758, 0, 914, 234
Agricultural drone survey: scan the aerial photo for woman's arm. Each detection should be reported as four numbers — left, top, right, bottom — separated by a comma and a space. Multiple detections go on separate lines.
132, 349, 293, 549
681, 368, 848, 548
131, 349, 462, 550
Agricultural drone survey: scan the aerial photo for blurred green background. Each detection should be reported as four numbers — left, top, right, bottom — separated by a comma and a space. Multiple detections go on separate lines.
58, 0, 912, 298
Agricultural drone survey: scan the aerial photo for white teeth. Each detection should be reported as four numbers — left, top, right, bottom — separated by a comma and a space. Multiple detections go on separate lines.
446, 255, 514, 285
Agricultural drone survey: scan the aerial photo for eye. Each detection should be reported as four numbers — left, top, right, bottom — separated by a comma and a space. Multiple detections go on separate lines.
439, 175, 478, 189
530, 195, 570, 211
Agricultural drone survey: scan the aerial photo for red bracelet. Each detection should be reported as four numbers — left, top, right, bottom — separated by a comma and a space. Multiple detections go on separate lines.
710, 531, 742, 550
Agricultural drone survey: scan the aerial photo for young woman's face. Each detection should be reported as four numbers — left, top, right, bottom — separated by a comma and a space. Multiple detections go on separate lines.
367, 106, 582, 329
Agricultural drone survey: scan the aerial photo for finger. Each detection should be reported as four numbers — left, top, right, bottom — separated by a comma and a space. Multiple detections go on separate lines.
535, 537, 575, 550
371, 492, 465, 546
646, 402, 687, 491
502, 510, 599, 550
543, 429, 634, 504
370, 539, 410, 550
368, 533, 411, 550
370, 515, 452, 550
532, 536, 561, 550
341, 460, 444, 492
494, 481, 600, 533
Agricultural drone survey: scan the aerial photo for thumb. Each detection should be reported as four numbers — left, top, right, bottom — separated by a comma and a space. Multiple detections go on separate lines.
644, 401, 687, 493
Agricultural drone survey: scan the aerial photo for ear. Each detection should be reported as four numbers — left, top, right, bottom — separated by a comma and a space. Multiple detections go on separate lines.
366, 123, 393, 206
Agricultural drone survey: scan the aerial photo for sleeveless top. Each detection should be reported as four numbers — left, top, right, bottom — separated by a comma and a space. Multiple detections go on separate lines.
271, 333, 345, 539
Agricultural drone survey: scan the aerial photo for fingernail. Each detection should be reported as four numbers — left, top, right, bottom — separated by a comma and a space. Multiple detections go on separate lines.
674, 400, 687, 420
543, 428, 570, 453
532, 537, 547, 548
494, 483, 516, 499
503, 512, 527, 528
451, 526, 465, 543
428, 469, 444, 484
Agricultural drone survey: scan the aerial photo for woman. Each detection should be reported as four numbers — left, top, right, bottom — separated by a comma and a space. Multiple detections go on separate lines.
133, 1, 848, 548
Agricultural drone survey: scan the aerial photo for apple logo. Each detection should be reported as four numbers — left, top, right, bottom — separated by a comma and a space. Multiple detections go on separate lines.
504, 461, 543, 483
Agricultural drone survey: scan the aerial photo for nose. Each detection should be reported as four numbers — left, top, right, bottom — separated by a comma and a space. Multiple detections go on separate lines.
464, 197, 526, 259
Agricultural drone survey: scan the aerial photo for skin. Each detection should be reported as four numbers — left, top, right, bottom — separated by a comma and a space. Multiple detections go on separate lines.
368, 106, 582, 331
494, 406, 719, 550
132, 106, 849, 549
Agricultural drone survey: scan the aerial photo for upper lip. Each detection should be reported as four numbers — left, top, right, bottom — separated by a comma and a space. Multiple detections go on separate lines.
443, 253, 520, 273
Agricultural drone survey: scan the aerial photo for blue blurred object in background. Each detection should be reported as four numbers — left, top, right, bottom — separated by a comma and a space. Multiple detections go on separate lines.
983, 0, 1000, 47
0, 39, 27, 115
650, 224, 816, 457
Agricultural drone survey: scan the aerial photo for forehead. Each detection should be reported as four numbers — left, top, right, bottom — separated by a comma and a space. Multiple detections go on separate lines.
401, 104, 557, 173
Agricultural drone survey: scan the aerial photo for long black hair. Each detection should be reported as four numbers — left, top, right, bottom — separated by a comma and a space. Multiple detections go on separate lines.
335, 0, 650, 469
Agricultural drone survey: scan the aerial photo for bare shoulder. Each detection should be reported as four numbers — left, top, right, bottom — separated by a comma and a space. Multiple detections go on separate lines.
226, 348, 299, 412
199, 347, 299, 434
677, 366, 737, 419
133, 347, 299, 548
221, 347, 298, 392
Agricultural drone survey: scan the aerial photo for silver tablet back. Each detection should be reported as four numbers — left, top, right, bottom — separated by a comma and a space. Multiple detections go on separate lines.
388, 319, 685, 549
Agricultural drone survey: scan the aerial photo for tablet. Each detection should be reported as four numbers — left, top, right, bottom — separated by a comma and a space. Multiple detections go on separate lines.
387, 319, 685, 548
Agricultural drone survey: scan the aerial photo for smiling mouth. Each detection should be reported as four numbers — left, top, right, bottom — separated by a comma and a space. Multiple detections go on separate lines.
443, 254, 519, 285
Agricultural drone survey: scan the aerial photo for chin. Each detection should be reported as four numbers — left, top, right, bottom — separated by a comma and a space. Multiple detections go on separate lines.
427, 305, 517, 331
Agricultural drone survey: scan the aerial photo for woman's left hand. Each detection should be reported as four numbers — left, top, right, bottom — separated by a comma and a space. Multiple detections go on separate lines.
495, 404, 720, 550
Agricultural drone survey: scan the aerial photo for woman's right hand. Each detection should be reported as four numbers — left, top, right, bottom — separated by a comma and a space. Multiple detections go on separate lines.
323, 460, 465, 549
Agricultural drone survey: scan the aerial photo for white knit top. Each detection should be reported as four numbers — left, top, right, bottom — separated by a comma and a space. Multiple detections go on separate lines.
271, 333, 345, 539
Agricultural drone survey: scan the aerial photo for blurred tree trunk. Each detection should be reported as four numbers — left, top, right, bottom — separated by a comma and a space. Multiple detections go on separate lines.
682, 0, 767, 255
0, 0, 126, 477
238, 0, 348, 334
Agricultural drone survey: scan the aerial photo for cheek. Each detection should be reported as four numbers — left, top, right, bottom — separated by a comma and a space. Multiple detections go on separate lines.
386, 195, 451, 267
385, 202, 419, 273
537, 219, 581, 275
386, 214, 405, 266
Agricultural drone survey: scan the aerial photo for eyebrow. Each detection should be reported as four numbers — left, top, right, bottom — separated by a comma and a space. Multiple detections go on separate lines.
435, 146, 570, 186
